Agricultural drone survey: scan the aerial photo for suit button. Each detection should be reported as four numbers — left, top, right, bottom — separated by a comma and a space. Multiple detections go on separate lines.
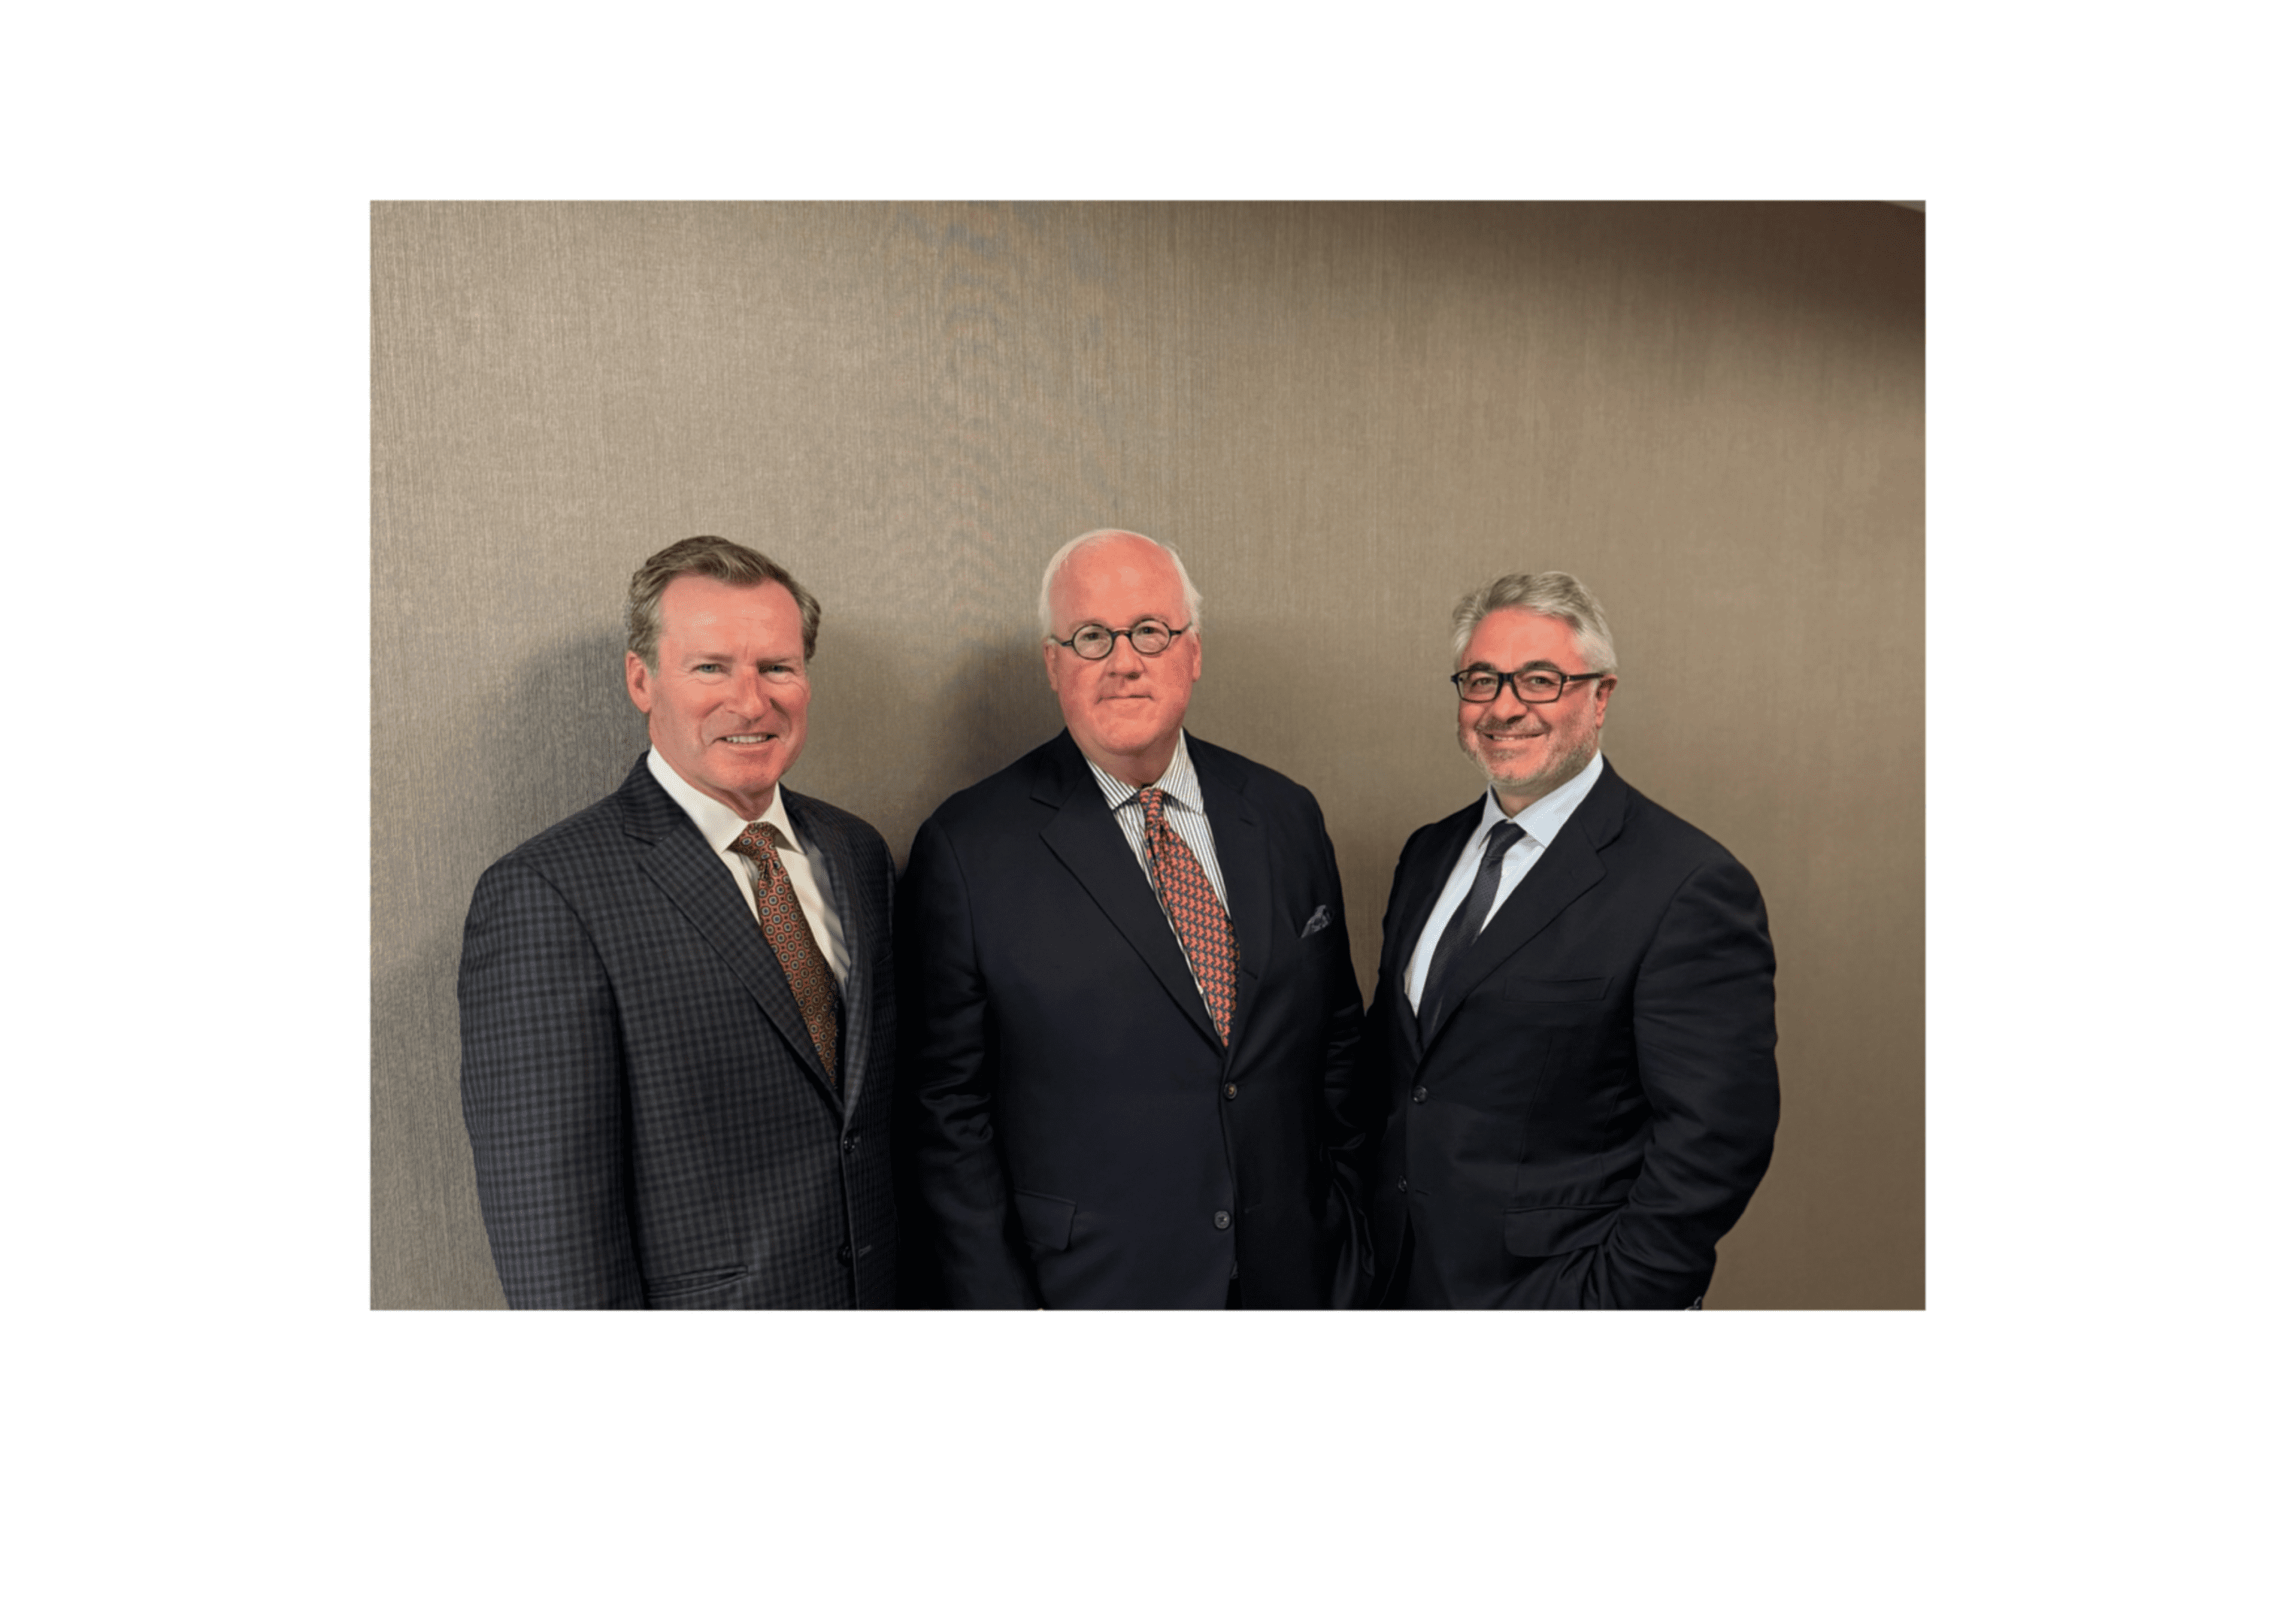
1411, 1086, 1428, 1103
837, 1244, 853, 1265
1224, 1084, 1237, 1099
1213, 1210, 1231, 1230
1397, 1178, 1409, 1192
841, 1132, 858, 1153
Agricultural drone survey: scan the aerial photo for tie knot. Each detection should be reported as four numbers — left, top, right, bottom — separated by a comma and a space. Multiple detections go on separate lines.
1138, 787, 1168, 824
1483, 821, 1525, 862
733, 823, 777, 859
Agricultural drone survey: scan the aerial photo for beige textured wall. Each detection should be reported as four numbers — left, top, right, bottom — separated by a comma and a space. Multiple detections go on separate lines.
372, 200, 1923, 1310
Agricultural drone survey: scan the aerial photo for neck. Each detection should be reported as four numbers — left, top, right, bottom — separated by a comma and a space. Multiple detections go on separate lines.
712, 788, 780, 823
659, 752, 780, 823
1076, 730, 1180, 788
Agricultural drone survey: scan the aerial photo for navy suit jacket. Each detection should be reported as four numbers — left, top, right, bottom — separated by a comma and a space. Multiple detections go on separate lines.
1367, 763, 1779, 1309
898, 732, 1373, 1309
458, 756, 897, 1308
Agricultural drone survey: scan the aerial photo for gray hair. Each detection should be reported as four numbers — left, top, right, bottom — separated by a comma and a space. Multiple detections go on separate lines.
625, 535, 822, 670
1449, 571, 1618, 672
1037, 528, 1205, 639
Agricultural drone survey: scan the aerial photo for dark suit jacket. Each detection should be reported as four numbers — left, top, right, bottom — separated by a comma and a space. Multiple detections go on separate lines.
1367, 763, 1778, 1309
457, 756, 897, 1308
898, 732, 1372, 1309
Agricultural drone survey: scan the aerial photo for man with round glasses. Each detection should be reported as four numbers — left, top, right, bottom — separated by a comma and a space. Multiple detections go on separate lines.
1364, 571, 1779, 1309
901, 529, 1372, 1308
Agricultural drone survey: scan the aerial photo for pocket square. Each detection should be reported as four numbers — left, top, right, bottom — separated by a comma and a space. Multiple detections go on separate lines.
1299, 904, 1332, 938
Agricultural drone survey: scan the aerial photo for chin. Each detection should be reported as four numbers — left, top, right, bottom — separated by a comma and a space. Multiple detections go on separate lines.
1093, 720, 1163, 752
1477, 751, 1549, 783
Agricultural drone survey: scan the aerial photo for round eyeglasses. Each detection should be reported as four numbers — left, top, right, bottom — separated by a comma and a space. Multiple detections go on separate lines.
1051, 618, 1192, 660
1450, 665, 1606, 704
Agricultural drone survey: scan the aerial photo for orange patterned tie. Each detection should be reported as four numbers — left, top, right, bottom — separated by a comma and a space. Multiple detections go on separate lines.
1139, 788, 1237, 1046
732, 823, 839, 1077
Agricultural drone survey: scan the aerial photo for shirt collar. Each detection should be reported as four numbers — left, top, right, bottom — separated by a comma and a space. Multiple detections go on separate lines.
1476, 750, 1605, 851
647, 747, 796, 854
1086, 729, 1203, 814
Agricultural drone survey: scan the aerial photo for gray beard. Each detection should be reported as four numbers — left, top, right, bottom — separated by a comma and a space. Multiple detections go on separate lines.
1474, 729, 1598, 807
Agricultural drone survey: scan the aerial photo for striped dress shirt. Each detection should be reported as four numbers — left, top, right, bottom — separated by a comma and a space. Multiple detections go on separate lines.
1085, 732, 1232, 1010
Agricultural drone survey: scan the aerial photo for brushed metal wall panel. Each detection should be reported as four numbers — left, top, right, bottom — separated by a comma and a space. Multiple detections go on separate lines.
372, 200, 1923, 1309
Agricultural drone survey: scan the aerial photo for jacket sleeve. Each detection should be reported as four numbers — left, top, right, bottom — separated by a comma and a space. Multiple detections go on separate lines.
1306, 803, 1376, 1305
456, 858, 644, 1309
896, 817, 1042, 1308
1587, 852, 1780, 1309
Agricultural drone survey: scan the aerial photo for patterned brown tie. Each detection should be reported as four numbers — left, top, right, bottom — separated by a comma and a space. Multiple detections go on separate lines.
732, 823, 839, 1078
1139, 787, 1237, 1046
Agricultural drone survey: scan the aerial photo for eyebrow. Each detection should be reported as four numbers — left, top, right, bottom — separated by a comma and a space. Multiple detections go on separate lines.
1461, 659, 1565, 674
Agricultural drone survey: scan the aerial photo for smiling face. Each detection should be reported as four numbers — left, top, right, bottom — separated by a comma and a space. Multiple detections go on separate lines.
625, 574, 811, 820
1040, 533, 1202, 786
1455, 607, 1616, 814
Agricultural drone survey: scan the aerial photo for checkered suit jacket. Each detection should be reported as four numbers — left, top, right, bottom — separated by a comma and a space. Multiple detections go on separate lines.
458, 756, 897, 1308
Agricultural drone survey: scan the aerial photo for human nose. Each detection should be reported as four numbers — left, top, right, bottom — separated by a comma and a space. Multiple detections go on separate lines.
1486, 676, 1530, 718
729, 666, 777, 714
1104, 629, 1150, 674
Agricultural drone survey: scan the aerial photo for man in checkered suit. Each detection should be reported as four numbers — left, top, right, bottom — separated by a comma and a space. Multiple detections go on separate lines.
459, 536, 896, 1308
900, 530, 1374, 1308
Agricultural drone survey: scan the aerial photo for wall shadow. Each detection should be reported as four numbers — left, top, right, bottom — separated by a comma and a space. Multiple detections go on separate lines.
371, 626, 643, 1310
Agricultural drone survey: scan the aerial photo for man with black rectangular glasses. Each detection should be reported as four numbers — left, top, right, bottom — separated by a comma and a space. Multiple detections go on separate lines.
1365, 571, 1780, 1309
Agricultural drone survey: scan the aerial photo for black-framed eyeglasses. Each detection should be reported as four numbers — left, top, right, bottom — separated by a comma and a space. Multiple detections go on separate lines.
1449, 665, 1607, 704
1051, 618, 1192, 660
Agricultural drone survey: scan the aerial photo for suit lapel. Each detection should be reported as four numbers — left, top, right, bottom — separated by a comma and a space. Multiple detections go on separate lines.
618, 762, 841, 1108
1034, 738, 1225, 1054
1196, 750, 1270, 1064
1389, 803, 1482, 1071
787, 792, 871, 1122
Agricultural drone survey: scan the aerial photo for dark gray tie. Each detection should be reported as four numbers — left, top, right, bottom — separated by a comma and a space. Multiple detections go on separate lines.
1419, 821, 1525, 1037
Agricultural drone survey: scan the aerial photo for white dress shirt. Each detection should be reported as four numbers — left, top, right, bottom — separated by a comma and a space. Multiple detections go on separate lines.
1404, 751, 1606, 1013
647, 749, 851, 988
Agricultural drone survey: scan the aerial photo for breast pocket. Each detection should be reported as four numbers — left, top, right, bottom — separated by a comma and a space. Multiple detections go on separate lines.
1290, 902, 1335, 941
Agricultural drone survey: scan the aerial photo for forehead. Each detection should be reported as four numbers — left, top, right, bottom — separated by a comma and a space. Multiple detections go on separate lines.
1051, 538, 1185, 620
1461, 607, 1583, 669
658, 574, 800, 641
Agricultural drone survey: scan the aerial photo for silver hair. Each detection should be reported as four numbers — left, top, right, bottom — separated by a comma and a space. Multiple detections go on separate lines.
1037, 528, 1205, 639
1449, 571, 1618, 672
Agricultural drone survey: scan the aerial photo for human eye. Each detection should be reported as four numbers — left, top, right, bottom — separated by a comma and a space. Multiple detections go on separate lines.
1522, 671, 1561, 696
